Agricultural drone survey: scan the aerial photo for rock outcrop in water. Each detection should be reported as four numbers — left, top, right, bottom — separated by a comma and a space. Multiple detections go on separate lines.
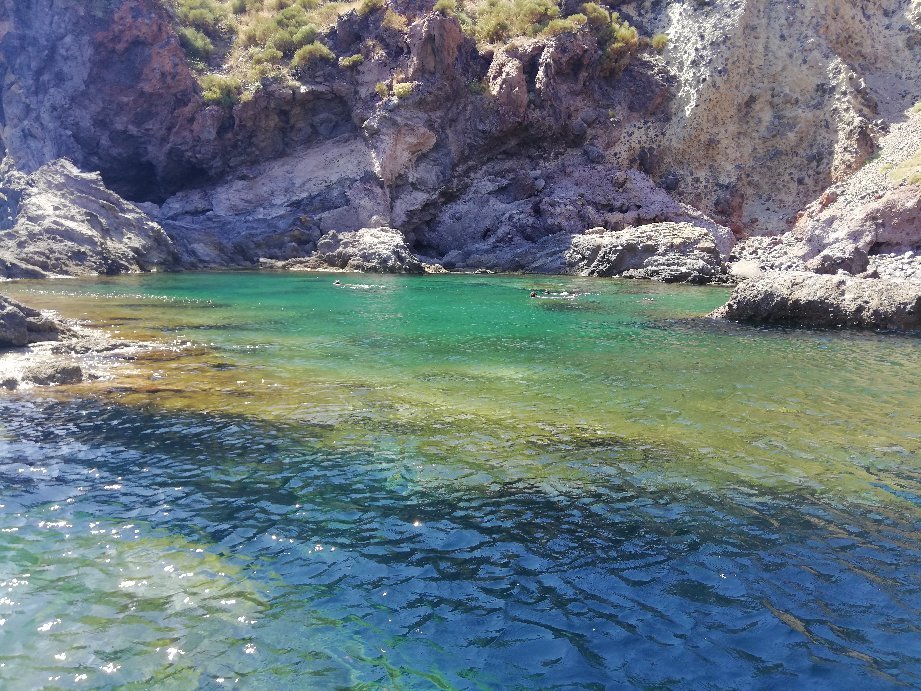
565, 223, 732, 284
268, 225, 427, 273
0, 293, 91, 387
710, 272, 921, 330
0, 0, 919, 327
0, 295, 70, 347
0, 293, 159, 389
717, 108, 921, 327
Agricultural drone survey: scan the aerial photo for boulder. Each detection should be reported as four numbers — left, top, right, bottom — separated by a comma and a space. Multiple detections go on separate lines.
565, 223, 730, 284
0, 160, 179, 278
311, 226, 425, 273
710, 272, 921, 330
21, 362, 84, 386
0, 303, 29, 347
0, 295, 68, 348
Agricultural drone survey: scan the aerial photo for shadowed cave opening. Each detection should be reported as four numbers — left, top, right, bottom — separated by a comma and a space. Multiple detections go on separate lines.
97, 159, 213, 205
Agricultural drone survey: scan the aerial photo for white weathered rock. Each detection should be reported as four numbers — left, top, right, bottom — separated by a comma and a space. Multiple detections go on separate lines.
730, 111, 921, 278
626, 0, 921, 233
310, 226, 425, 273
0, 159, 178, 278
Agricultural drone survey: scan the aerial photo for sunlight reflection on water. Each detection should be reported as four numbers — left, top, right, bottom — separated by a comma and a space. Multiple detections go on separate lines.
0, 272, 918, 687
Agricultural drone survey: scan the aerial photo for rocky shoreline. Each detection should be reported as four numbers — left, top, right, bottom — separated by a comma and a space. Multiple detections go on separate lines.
0, 295, 158, 390
0, 0, 919, 333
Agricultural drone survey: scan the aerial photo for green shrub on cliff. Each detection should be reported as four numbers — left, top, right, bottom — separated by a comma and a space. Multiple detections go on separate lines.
581, 2, 638, 75
253, 46, 284, 63
339, 53, 364, 67
545, 13, 585, 36
200, 74, 242, 106
178, 26, 216, 59
241, 4, 320, 56
392, 81, 415, 98
170, 0, 367, 84
651, 32, 668, 52
457, 0, 638, 47
358, 0, 386, 15
291, 41, 335, 68
171, 0, 647, 95
176, 0, 232, 36
382, 9, 409, 31
434, 0, 457, 16
469, 0, 561, 43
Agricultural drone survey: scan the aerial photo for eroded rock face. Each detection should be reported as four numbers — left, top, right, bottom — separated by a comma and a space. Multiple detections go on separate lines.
0, 159, 179, 278
625, 0, 921, 233
0, 295, 69, 348
730, 111, 921, 281
0, 0, 201, 200
155, 134, 386, 268
407, 13, 468, 84
0, 0, 357, 202
710, 272, 921, 330
424, 158, 733, 274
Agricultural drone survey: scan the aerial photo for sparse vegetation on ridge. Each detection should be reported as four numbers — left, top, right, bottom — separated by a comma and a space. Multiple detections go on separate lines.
166, 0, 647, 103
292, 40, 336, 68
168, 0, 347, 90
580, 2, 638, 75
392, 81, 415, 98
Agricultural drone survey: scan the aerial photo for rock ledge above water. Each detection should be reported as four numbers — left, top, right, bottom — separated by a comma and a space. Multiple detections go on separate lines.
710, 272, 921, 330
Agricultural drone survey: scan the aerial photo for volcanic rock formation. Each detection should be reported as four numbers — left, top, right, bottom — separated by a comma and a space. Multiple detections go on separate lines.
0, 0, 919, 327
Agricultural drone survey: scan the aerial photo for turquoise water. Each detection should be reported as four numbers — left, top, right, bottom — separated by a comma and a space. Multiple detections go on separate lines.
0, 272, 919, 687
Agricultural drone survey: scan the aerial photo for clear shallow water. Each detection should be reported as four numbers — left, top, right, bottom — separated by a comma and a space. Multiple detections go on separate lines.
0, 272, 920, 688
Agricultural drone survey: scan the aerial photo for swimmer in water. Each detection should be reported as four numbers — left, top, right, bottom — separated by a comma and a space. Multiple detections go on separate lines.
530, 291, 537, 298
334, 279, 342, 285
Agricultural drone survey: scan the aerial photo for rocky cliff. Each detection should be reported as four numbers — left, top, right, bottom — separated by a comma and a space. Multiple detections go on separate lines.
0, 0, 919, 326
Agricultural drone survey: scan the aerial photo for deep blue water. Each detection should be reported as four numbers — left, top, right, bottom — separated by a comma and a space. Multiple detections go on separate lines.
1, 396, 919, 688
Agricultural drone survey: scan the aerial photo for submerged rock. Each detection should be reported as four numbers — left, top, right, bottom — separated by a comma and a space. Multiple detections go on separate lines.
710, 272, 921, 330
